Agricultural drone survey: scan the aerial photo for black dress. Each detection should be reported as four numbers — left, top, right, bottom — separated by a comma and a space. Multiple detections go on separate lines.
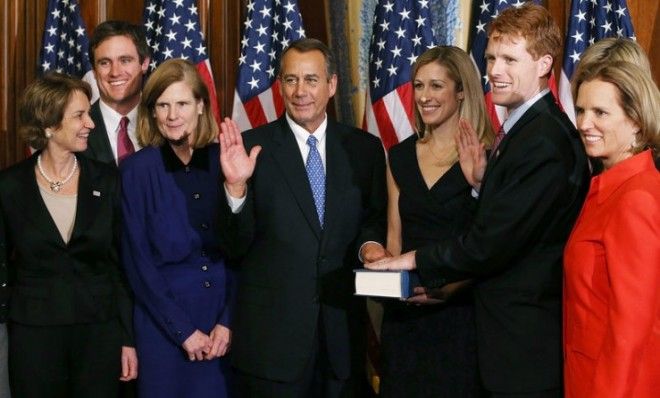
380, 135, 481, 397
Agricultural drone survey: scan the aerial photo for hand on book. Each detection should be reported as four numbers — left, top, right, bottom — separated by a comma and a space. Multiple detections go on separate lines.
360, 242, 392, 263
364, 250, 416, 271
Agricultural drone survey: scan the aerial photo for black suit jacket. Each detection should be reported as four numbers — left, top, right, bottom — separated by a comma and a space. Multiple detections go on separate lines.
0, 153, 133, 345
82, 101, 117, 166
222, 117, 386, 383
0, 210, 7, 322
416, 93, 590, 393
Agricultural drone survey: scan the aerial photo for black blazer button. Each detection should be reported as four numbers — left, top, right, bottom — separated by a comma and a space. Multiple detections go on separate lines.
192, 193, 201, 199
203, 281, 211, 288
201, 265, 208, 271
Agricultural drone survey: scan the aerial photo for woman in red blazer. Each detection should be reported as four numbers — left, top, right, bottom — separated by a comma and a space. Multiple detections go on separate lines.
563, 44, 660, 397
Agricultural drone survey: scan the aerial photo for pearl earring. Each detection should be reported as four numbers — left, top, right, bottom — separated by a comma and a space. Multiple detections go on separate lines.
45, 130, 53, 138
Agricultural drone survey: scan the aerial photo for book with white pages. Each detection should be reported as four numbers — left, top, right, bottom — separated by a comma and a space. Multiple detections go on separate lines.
354, 269, 474, 301
353, 269, 421, 299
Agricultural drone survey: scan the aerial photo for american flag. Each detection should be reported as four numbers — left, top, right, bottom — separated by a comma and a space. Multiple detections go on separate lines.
558, 0, 635, 125
468, 0, 544, 131
363, 0, 435, 150
143, 0, 220, 122
232, 0, 306, 131
39, 0, 99, 101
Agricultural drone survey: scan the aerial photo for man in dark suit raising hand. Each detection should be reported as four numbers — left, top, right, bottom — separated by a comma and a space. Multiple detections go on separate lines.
366, 4, 590, 397
219, 38, 387, 397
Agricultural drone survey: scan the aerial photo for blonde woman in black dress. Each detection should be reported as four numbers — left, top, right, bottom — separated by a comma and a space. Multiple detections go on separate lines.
380, 46, 493, 397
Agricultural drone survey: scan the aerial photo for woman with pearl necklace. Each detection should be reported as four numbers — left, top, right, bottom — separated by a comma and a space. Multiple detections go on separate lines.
0, 73, 137, 397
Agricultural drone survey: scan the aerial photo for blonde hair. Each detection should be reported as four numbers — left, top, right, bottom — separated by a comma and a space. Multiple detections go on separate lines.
137, 59, 218, 148
411, 46, 494, 146
573, 61, 660, 157
572, 38, 652, 96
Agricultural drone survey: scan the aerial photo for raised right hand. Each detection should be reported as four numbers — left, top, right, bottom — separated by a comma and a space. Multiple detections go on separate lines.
456, 118, 487, 191
219, 117, 262, 197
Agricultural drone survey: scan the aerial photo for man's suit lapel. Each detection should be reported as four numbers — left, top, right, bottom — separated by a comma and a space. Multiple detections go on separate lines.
69, 156, 103, 243
270, 118, 323, 238
13, 154, 67, 247
321, 120, 350, 245
87, 101, 116, 165
484, 93, 553, 177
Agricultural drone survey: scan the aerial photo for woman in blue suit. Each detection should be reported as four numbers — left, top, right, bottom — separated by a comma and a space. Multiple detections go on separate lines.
120, 59, 234, 397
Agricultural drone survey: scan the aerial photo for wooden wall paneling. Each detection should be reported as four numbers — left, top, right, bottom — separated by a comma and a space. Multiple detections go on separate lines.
198, 0, 209, 38
651, 5, 660, 83
105, 0, 142, 26
627, 0, 660, 84
1, 0, 46, 169
208, 0, 242, 117
0, 0, 12, 168
81, 0, 105, 32
544, 0, 568, 80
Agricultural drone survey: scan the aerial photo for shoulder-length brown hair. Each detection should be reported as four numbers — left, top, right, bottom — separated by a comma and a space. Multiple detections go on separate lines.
19, 73, 92, 150
137, 59, 218, 148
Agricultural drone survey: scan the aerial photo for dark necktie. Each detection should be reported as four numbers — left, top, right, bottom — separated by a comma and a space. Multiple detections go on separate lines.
117, 116, 135, 163
490, 125, 506, 159
305, 135, 325, 226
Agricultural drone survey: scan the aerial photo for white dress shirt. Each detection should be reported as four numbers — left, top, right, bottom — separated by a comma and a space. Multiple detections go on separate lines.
225, 114, 329, 212
98, 100, 140, 164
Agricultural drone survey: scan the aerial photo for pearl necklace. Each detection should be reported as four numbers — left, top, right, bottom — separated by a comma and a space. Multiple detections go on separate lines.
37, 154, 78, 192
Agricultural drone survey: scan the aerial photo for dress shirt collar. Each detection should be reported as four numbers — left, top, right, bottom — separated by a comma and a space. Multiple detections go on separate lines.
160, 143, 210, 172
590, 150, 655, 204
98, 100, 140, 163
285, 113, 328, 169
98, 100, 138, 135
286, 113, 328, 144
502, 88, 550, 133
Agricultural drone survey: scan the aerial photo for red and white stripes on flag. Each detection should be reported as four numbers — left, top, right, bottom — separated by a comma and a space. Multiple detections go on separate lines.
363, 0, 435, 150
232, 0, 306, 132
